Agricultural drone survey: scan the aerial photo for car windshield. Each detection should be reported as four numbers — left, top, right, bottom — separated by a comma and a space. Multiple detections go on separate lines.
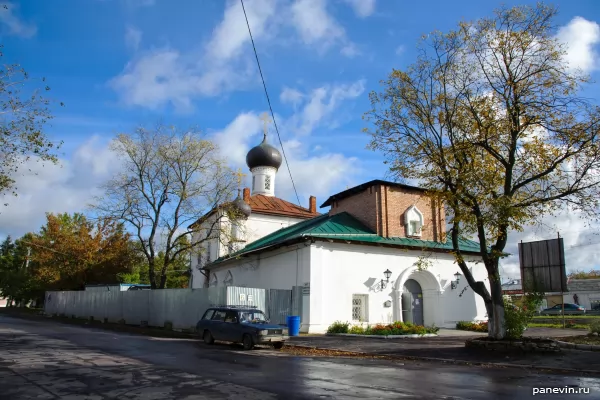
238, 311, 267, 323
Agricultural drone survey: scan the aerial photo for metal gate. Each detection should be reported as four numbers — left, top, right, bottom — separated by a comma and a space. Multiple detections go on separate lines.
267, 289, 292, 325
267, 287, 303, 326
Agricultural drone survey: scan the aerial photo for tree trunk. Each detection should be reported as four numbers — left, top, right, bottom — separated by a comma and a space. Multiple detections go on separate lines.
485, 270, 506, 339
148, 259, 157, 289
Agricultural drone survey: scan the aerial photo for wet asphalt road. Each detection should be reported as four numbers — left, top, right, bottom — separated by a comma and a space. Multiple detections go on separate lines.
1, 316, 600, 399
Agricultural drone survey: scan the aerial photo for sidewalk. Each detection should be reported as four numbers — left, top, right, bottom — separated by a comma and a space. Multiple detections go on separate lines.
287, 328, 600, 375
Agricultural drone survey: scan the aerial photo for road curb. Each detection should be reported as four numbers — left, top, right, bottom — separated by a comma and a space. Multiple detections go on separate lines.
284, 344, 600, 376
556, 340, 600, 351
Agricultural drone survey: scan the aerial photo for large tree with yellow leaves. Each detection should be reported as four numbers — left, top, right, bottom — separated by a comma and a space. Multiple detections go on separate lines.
365, 3, 600, 339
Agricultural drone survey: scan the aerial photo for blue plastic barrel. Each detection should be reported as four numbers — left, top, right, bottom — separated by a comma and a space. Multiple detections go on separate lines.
286, 315, 300, 336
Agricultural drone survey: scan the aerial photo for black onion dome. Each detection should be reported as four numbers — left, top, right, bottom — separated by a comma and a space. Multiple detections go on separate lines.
246, 135, 282, 170
233, 190, 252, 218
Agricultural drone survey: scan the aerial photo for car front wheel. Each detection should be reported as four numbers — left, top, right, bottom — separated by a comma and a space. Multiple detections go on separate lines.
242, 334, 254, 350
273, 342, 284, 350
203, 331, 214, 345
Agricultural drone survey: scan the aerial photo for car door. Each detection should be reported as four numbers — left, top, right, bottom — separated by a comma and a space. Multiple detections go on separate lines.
210, 310, 227, 340
221, 310, 241, 342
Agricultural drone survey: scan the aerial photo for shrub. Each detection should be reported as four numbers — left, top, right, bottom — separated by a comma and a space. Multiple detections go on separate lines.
456, 321, 488, 332
348, 325, 365, 334
327, 321, 350, 334
329, 321, 438, 336
589, 320, 600, 336
504, 292, 543, 339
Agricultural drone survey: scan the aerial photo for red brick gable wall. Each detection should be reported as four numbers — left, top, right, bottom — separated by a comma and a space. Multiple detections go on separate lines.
328, 183, 445, 241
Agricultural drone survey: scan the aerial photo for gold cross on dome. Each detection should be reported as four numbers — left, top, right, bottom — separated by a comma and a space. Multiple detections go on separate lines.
260, 112, 272, 138
235, 168, 247, 189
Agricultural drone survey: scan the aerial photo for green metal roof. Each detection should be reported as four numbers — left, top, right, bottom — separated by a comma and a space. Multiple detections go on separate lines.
210, 212, 481, 266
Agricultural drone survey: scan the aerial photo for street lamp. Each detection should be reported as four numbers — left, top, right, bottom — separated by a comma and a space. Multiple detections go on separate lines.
451, 271, 461, 290
375, 269, 393, 291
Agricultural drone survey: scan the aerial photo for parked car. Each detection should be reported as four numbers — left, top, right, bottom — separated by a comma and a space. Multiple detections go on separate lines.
196, 306, 289, 350
540, 303, 586, 316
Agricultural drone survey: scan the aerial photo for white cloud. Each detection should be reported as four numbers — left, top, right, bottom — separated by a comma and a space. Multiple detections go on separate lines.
280, 87, 304, 108
283, 79, 366, 135
342, 0, 376, 18
290, 0, 358, 55
211, 112, 359, 208
556, 16, 600, 73
124, 25, 142, 51
110, 0, 361, 110
0, 136, 121, 239
110, 0, 277, 111
0, 2, 36, 38
209, 80, 366, 207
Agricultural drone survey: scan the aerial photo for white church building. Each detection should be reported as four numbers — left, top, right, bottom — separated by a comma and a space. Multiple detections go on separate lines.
190, 125, 489, 333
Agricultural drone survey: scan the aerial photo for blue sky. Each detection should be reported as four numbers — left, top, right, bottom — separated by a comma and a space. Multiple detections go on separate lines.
1, 0, 600, 277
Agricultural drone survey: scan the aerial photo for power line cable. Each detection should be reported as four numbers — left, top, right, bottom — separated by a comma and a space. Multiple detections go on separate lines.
240, 0, 301, 205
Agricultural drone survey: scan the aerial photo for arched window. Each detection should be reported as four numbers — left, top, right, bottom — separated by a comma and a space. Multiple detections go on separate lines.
404, 205, 424, 237
224, 271, 233, 287
210, 273, 218, 287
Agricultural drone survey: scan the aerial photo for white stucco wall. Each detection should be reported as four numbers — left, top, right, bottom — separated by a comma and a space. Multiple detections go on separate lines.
244, 213, 308, 244
207, 244, 310, 291
308, 242, 489, 333
189, 212, 310, 289
201, 240, 489, 334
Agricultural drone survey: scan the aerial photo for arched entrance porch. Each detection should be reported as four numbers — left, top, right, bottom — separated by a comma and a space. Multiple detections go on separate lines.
393, 267, 444, 326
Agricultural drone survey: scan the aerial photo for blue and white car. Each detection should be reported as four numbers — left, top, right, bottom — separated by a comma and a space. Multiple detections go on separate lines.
196, 306, 289, 350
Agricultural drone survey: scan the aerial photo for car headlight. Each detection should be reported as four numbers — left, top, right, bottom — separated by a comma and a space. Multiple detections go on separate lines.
282, 328, 288, 335
260, 330, 269, 335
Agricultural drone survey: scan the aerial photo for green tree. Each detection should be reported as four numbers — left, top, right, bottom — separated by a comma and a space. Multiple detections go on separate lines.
0, 235, 42, 306
93, 124, 241, 289
0, 45, 63, 201
365, 4, 600, 339
26, 213, 139, 290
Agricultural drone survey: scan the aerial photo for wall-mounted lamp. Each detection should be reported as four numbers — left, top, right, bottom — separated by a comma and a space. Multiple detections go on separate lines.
374, 269, 393, 291
451, 271, 462, 290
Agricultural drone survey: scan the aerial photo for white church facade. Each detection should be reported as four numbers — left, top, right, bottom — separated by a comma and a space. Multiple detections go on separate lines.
190, 120, 489, 333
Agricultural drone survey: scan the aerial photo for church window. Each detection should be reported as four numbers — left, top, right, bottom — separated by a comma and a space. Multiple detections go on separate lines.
352, 294, 368, 322
265, 175, 271, 190
252, 176, 256, 191
405, 205, 424, 237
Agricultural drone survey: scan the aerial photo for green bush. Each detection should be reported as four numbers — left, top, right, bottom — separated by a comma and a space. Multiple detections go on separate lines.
348, 325, 365, 334
504, 292, 543, 339
589, 320, 600, 336
456, 321, 488, 332
326, 321, 437, 336
327, 321, 350, 334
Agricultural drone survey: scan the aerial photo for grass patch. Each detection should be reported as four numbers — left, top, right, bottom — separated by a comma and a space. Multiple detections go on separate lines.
557, 335, 600, 345
529, 323, 589, 329
533, 315, 600, 320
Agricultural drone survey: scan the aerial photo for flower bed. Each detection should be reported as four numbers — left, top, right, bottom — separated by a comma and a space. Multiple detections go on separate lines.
456, 321, 488, 332
327, 321, 439, 337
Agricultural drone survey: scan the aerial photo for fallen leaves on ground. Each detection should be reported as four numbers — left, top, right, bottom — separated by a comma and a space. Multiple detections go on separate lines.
280, 345, 392, 360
